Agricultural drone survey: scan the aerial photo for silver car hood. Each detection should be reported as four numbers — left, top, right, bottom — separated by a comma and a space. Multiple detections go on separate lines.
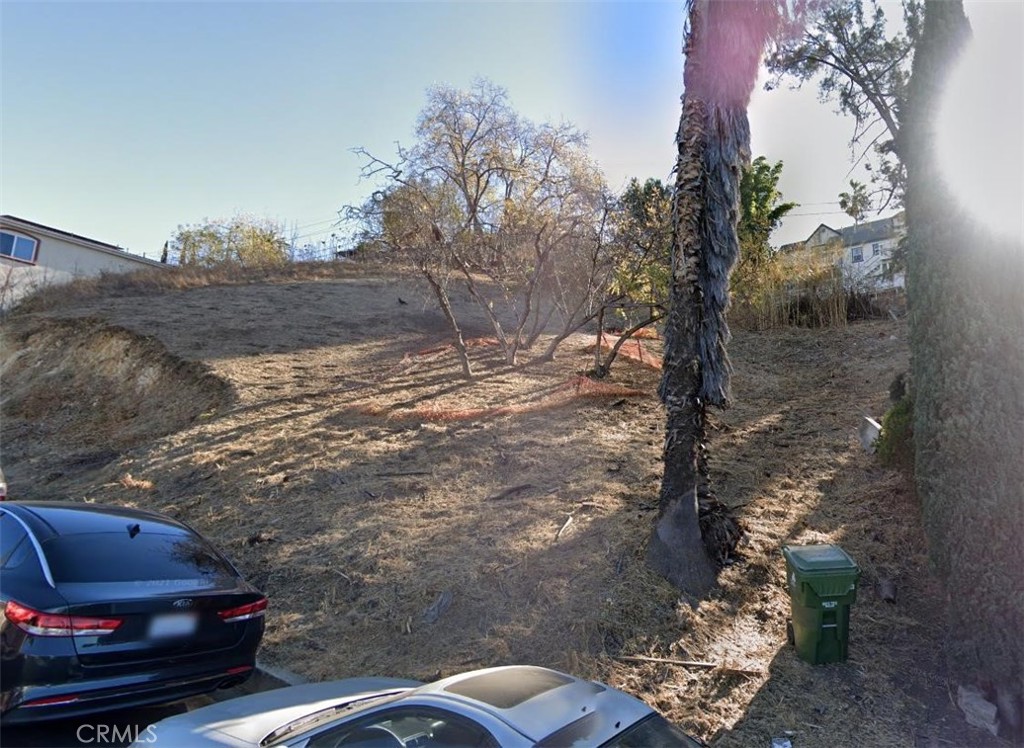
140, 678, 421, 747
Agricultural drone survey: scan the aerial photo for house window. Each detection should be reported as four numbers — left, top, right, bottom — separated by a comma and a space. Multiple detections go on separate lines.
872, 242, 882, 256
851, 246, 864, 263
0, 230, 39, 264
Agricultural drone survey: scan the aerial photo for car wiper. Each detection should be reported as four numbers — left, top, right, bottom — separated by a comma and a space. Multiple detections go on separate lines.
260, 691, 405, 747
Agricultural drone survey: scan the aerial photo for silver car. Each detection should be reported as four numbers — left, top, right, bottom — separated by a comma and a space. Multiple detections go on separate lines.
136, 665, 703, 747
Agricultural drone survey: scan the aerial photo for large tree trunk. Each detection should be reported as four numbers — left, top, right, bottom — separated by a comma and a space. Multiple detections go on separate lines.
649, 0, 767, 594
647, 92, 717, 595
902, 0, 1024, 721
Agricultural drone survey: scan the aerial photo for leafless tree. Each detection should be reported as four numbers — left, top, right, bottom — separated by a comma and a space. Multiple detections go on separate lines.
349, 79, 617, 374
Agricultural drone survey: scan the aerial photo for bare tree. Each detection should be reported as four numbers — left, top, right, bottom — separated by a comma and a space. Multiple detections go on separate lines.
350, 79, 615, 372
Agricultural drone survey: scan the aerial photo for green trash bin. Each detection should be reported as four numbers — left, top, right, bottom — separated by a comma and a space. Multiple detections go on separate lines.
782, 544, 860, 665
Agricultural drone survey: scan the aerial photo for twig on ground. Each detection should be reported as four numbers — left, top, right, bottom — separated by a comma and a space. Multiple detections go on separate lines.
486, 484, 534, 501
615, 655, 764, 676
555, 514, 574, 541
375, 470, 432, 477
615, 655, 716, 669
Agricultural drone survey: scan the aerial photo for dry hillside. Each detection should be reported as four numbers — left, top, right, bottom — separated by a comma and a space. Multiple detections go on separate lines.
0, 265, 1008, 747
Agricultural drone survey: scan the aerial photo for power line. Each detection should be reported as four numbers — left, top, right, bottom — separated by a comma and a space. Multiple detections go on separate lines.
785, 210, 850, 217
290, 216, 341, 232
291, 228, 342, 242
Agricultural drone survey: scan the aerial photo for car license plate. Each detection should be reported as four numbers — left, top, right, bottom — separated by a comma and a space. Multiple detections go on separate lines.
148, 612, 198, 639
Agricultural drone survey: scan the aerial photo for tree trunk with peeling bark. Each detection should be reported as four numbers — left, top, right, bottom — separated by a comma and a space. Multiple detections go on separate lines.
649, 0, 776, 594
648, 91, 718, 594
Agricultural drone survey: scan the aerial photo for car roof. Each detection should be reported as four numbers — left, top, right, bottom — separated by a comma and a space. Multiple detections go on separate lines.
0, 501, 192, 543
412, 666, 653, 743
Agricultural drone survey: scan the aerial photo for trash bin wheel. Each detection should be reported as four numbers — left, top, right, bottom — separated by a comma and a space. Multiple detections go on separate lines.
786, 620, 795, 645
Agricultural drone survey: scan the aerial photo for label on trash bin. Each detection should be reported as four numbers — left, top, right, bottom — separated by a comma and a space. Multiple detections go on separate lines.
822, 600, 837, 608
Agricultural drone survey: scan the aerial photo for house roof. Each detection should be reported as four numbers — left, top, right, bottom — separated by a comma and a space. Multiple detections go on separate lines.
839, 213, 904, 246
778, 211, 906, 253
0, 215, 164, 268
809, 222, 840, 237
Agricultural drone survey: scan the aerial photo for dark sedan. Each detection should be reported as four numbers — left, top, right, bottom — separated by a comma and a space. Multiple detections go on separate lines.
0, 501, 266, 724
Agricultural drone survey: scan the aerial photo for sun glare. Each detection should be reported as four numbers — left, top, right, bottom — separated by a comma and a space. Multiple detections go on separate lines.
935, 11, 1024, 242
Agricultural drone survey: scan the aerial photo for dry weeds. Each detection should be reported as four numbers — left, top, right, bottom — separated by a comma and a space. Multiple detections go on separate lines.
0, 266, 1008, 747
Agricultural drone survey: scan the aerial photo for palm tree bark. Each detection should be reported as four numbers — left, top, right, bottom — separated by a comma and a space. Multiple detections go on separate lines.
649, 0, 775, 593
648, 90, 718, 594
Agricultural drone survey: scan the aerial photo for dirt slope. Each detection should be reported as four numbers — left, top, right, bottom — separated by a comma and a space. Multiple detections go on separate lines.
0, 268, 1008, 747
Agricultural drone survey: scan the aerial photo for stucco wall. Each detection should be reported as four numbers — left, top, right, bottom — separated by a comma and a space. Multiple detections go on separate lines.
1, 224, 162, 308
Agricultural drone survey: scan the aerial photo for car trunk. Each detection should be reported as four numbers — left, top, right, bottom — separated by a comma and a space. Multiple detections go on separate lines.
39, 530, 263, 671
58, 577, 262, 669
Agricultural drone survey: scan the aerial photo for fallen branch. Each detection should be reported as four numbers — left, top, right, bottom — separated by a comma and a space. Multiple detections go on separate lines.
615, 655, 762, 676
486, 484, 534, 501
615, 655, 716, 668
375, 470, 432, 477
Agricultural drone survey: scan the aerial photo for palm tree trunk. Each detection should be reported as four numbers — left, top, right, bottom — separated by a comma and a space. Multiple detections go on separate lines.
648, 92, 718, 594
650, 0, 773, 593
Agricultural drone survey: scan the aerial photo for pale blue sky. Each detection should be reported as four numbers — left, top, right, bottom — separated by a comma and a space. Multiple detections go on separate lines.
2, 1, 1020, 257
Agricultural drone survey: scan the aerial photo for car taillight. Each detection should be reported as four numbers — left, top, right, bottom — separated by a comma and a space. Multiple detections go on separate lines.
3, 600, 122, 636
22, 694, 82, 707
217, 597, 268, 623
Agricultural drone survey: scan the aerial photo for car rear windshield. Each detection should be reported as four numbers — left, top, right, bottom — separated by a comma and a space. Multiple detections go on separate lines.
42, 532, 233, 583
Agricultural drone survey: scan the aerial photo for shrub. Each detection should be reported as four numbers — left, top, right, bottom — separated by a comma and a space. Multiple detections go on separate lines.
876, 396, 914, 469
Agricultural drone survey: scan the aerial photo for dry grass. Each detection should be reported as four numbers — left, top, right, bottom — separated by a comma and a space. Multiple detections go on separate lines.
1, 269, 1009, 747
7, 257, 394, 315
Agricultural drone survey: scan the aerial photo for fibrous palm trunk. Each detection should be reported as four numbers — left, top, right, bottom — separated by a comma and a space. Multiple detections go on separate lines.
649, 0, 773, 593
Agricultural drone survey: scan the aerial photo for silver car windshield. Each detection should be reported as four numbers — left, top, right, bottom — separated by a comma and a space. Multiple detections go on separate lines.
262, 691, 407, 747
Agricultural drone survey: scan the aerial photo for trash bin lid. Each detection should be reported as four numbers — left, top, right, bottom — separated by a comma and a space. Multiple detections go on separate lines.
783, 544, 858, 573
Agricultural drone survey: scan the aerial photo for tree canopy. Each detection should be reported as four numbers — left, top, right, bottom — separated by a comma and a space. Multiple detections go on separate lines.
350, 79, 614, 373
767, 0, 922, 207
169, 214, 289, 268
738, 156, 798, 265
838, 179, 871, 222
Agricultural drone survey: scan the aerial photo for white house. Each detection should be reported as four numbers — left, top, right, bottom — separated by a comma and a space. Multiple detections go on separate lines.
0, 215, 165, 308
781, 212, 906, 291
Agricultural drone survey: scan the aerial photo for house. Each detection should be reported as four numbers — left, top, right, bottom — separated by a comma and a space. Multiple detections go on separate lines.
780, 212, 906, 291
0, 215, 165, 308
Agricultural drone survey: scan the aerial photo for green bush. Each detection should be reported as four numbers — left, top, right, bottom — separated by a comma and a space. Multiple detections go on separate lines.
876, 396, 914, 469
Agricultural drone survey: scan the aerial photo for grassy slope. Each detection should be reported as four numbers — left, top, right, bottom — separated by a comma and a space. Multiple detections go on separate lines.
0, 265, 1006, 747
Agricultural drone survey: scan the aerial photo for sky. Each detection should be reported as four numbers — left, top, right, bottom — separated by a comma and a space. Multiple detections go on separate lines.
1, 1, 1021, 259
